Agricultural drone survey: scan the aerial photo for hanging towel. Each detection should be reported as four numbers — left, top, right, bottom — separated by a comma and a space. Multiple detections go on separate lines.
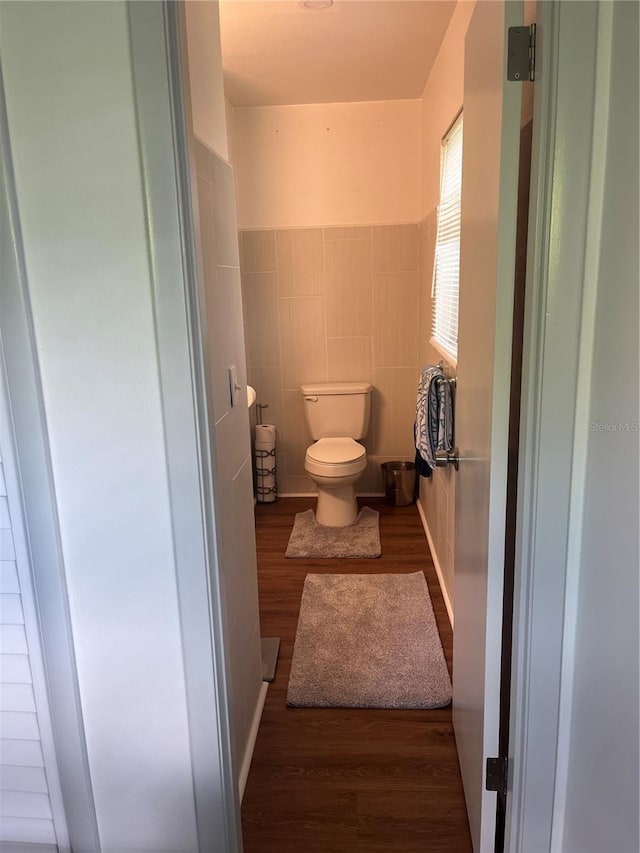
414, 364, 454, 475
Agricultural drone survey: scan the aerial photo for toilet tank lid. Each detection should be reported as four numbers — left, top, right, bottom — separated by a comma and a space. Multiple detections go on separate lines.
300, 381, 372, 396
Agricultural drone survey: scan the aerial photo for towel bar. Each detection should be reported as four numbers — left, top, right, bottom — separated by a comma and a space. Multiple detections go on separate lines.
436, 360, 457, 387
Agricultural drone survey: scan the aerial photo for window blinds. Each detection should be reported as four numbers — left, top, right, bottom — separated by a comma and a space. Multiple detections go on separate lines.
432, 113, 463, 362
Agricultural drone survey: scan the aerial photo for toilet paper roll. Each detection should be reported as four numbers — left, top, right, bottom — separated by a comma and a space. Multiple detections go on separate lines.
255, 424, 277, 503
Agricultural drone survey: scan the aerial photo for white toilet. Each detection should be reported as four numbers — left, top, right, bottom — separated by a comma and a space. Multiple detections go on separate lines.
300, 381, 372, 527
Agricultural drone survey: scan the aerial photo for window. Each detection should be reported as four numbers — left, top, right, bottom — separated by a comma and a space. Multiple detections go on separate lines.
432, 113, 463, 364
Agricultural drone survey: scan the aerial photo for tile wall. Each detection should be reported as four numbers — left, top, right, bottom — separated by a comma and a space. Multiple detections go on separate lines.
417, 209, 456, 607
194, 140, 263, 776
240, 224, 421, 495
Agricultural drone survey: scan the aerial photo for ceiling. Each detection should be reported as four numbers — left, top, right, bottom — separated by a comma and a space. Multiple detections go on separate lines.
219, 0, 457, 107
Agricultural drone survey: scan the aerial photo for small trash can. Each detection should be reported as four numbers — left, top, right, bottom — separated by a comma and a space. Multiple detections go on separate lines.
381, 461, 416, 506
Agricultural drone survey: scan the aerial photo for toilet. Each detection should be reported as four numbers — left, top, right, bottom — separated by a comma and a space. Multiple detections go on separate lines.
300, 381, 372, 527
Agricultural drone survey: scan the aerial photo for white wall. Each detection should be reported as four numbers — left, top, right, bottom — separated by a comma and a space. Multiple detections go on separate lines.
560, 2, 639, 849
183, 4, 264, 792
416, 0, 475, 615
0, 3, 199, 849
233, 99, 421, 229
419, 0, 474, 219
184, 0, 230, 160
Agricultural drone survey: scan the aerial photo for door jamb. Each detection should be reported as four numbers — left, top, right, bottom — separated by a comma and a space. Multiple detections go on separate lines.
128, 2, 242, 850
506, 2, 607, 849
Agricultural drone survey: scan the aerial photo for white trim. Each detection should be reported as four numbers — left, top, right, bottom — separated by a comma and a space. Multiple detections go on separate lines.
429, 336, 458, 369
239, 681, 268, 802
505, 3, 605, 850
549, 3, 613, 846
416, 499, 454, 628
129, 4, 242, 850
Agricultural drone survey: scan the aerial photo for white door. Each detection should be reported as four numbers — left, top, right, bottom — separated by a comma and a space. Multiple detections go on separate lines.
453, 2, 525, 851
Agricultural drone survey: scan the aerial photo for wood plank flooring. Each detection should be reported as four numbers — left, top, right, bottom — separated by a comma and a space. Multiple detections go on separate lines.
241, 497, 472, 852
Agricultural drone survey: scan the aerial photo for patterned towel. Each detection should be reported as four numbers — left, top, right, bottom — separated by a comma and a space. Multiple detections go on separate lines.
415, 365, 454, 473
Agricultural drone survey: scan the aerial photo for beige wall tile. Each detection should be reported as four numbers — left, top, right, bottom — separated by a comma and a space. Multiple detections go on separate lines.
371, 367, 419, 457
324, 226, 372, 240
420, 211, 437, 345
419, 339, 433, 373
357, 455, 383, 494
215, 408, 251, 493
198, 178, 229, 424
325, 238, 372, 337
241, 230, 276, 273
372, 223, 420, 271
436, 472, 448, 554
373, 271, 420, 367
241, 221, 426, 502
281, 389, 313, 477
198, 177, 215, 286
193, 131, 261, 783
279, 473, 317, 495
418, 467, 455, 610
239, 625, 264, 750
229, 620, 261, 758
275, 228, 324, 296
217, 265, 246, 366
419, 477, 436, 529
444, 546, 454, 605
246, 364, 283, 431
326, 336, 373, 382
243, 272, 280, 366
446, 475, 456, 552
219, 462, 258, 629
356, 455, 392, 495
278, 296, 327, 389
367, 454, 416, 496
212, 155, 241, 267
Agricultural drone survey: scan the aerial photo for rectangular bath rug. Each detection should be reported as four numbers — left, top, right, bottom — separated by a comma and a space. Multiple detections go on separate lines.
286, 571, 452, 709
285, 507, 381, 559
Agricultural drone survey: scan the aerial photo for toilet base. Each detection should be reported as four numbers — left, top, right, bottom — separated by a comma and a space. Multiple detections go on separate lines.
315, 483, 358, 527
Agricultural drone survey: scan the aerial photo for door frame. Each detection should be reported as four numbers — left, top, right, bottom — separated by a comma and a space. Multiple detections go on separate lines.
0, 59, 100, 852
0, 3, 241, 851
506, 1, 611, 850
127, 3, 242, 850
0, 0, 613, 850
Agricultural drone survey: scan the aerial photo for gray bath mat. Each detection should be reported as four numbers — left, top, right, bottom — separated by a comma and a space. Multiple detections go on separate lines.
286, 571, 452, 709
285, 507, 381, 559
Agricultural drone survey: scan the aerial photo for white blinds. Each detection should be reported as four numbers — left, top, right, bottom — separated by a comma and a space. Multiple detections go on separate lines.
432, 113, 463, 362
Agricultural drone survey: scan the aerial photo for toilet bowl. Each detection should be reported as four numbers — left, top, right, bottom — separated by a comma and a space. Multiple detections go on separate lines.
300, 382, 372, 527
304, 438, 366, 526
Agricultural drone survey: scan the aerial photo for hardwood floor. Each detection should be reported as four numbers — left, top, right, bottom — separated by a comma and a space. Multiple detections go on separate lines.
241, 497, 472, 852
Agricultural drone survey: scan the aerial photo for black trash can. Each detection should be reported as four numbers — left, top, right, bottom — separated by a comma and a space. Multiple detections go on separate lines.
381, 461, 416, 506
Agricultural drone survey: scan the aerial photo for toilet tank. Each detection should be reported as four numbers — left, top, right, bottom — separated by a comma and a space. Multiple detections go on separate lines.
300, 382, 372, 440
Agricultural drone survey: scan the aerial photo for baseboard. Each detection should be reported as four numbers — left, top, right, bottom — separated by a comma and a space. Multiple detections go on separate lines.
239, 680, 268, 802
416, 499, 454, 629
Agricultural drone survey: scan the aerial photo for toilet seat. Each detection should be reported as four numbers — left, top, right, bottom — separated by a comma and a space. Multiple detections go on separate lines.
304, 438, 366, 480
306, 437, 365, 465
